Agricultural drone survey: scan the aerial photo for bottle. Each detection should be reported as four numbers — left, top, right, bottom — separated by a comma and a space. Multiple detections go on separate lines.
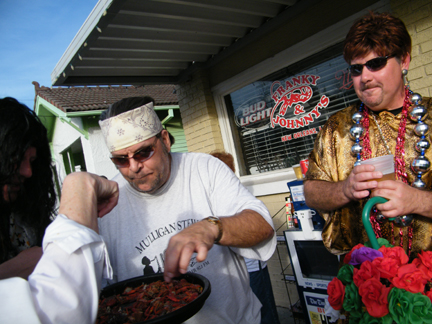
286, 196, 295, 229
293, 211, 299, 228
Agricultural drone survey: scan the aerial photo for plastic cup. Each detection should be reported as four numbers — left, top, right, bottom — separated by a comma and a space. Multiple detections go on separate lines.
293, 164, 303, 179
360, 154, 395, 182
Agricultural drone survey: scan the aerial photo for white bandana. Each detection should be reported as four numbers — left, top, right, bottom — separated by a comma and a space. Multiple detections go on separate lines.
99, 102, 163, 152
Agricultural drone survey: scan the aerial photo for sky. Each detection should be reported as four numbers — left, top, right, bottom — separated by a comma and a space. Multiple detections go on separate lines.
0, 0, 99, 109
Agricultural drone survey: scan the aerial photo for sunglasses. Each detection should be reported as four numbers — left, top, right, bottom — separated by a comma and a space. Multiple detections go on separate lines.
349, 56, 393, 77
110, 138, 158, 167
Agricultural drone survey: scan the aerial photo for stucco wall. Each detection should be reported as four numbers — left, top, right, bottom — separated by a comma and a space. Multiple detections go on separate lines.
88, 126, 119, 180
51, 118, 118, 184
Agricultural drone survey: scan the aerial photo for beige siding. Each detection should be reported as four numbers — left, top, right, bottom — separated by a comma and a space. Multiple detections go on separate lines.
392, 0, 432, 96
176, 70, 224, 153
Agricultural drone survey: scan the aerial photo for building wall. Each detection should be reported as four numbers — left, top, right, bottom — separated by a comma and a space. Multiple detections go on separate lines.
51, 118, 85, 182
88, 126, 119, 179
175, 69, 224, 153
391, 0, 432, 97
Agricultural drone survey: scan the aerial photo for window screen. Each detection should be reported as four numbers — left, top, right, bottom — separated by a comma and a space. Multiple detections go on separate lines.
225, 44, 358, 176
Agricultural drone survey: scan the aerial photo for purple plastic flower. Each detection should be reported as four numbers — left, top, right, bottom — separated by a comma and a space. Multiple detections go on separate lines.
349, 247, 383, 266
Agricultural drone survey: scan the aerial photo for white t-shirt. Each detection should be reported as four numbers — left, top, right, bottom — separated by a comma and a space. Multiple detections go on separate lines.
245, 258, 267, 272
99, 152, 276, 324
1, 214, 112, 324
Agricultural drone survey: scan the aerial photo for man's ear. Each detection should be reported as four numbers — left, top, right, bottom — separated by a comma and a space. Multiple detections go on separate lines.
402, 53, 410, 71
161, 129, 171, 152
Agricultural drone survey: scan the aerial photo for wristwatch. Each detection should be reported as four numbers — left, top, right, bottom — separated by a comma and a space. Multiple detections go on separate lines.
203, 216, 223, 244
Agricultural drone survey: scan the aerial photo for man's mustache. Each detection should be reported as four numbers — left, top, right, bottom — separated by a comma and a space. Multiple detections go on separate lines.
362, 83, 381, 90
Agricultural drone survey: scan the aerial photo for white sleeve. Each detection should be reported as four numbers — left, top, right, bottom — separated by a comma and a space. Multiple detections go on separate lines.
208, 157, 277, 261
0, 214, 112, 324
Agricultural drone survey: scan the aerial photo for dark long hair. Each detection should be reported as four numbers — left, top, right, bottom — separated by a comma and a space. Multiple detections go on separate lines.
0, 97, 57, 262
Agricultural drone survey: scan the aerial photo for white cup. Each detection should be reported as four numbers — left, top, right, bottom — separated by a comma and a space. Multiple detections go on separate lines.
361, 154, 395, 182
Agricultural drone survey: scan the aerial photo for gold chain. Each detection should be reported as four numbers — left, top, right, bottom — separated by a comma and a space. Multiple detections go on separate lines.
370, 113, 392, 155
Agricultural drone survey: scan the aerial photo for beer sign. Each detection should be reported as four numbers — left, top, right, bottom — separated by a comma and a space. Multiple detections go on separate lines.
234, 94, 273, 129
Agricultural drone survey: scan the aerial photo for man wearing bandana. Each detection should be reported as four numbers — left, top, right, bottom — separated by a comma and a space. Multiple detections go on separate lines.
98, 96, 276, 324
304, 12, 432, 258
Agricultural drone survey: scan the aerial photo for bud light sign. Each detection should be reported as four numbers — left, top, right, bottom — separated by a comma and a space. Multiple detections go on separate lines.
234, 95, 272, 129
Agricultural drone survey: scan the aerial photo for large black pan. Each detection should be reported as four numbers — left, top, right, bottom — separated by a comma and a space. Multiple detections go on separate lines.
98, 273, 211, 324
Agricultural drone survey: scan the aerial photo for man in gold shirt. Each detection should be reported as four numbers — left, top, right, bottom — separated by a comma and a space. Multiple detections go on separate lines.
304, 12, 432, 258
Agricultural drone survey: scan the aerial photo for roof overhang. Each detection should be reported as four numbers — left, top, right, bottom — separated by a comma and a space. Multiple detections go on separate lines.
52, 0, 302, 86
52, 0, 380, 87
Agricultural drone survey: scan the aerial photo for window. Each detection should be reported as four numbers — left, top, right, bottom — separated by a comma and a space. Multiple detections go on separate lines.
61, 139, 87, 174
224, 44, 357, 176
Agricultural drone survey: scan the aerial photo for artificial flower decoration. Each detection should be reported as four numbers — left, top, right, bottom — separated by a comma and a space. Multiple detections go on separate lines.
326, 239, 432, 323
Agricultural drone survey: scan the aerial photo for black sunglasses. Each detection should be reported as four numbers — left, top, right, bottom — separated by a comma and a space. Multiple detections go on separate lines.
110, 137, 158, 167
349, 56, 393, 77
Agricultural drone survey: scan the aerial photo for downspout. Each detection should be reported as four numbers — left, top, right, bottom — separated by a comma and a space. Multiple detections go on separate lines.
161, 108, 174, 125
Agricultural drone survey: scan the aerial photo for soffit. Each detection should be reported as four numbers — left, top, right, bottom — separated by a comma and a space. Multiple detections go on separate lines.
51, 0, 299, 86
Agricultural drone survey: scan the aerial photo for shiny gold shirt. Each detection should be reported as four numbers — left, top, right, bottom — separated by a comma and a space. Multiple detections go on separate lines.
306, 98, 432, 257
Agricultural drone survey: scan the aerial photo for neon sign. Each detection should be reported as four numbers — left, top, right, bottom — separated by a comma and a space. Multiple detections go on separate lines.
237, 100, 271, 127
234, 94, 272, 129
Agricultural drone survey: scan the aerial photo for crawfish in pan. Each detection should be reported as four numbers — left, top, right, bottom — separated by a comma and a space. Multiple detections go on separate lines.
97, 278, 203, 323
